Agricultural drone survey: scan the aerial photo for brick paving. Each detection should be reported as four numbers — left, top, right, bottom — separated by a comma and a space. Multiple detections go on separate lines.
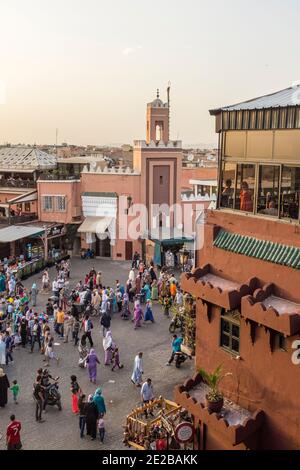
0, 258, 193, 450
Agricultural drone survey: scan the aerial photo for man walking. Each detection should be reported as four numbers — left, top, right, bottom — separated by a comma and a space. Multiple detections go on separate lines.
6, 414, 22, 450
30, 319, 42, 353
141, 378, 154, 418
82, 314, 93, 347
33, 375, 45, 423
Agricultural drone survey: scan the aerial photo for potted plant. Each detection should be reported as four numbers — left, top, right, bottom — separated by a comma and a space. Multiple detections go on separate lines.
199, 364, 231, 414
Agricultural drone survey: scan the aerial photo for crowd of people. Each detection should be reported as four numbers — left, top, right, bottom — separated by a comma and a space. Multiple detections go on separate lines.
0, 251, 188, 450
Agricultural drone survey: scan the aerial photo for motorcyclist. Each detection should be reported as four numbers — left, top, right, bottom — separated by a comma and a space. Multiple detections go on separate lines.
35, 369, 58, 409
166, 335, 183, 366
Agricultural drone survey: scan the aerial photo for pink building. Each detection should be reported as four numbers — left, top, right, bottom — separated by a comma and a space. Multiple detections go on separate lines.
37, 90, 211, 264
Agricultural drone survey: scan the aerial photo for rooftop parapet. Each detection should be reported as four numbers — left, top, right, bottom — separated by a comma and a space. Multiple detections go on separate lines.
181, 264, 258, 310
241, 283, 300, 336
133, 140, 182, 149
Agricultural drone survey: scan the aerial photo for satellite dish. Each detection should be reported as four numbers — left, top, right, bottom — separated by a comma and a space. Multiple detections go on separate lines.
187, 154, 194, 162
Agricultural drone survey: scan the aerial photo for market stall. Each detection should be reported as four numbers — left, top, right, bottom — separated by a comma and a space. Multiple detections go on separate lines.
123, 397, 194, 450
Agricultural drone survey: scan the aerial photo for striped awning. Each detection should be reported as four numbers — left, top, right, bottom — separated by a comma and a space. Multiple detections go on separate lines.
214, 229, 300, 270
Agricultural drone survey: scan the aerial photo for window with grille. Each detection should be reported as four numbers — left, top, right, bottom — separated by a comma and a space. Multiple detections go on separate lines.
220, 309, 240, 355
43, 196, 54, 212
55, 196, 66, 212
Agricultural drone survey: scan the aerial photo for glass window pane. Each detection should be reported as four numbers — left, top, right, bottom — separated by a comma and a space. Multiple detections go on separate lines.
287, 108, 295, 129
264, 110, 271, 129
229, 112, 236, 129
221, 319, 230, 333
232, 324, 240, 338
232, 338, 240, 353
257, 110, 264, 129
257, 165, 280, 216
220, 163, 235, 209
221, 333, 230, 348
222, 112, 229, 130
280, 166, 300, 220
271, 109, 279, 129
236, 111, 243, 130
279, 108, 287, 129
242, 111, 250, 129
235, 164, 255, 212
249, 110, 257, 129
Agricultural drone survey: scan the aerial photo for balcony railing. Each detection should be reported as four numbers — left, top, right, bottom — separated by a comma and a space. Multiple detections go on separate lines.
38, 173, 80, 181
0, 214, 38, 225
0, 179, 36, 189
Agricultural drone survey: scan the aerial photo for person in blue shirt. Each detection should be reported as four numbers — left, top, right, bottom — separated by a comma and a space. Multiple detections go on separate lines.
166, 334, 183, 366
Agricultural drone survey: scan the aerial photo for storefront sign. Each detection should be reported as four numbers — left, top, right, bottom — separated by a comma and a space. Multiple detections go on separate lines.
175, 422, 194, 443
46, 224, 65, 239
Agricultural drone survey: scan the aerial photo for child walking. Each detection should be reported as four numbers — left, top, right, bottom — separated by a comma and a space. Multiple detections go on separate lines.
98, 416, 105, 443
111, 347, 124, 371
10, 380, 20, 404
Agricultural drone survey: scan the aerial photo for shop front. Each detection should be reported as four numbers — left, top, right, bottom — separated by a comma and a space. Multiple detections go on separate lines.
146, 228, 194, 269
0, 223, 69, 279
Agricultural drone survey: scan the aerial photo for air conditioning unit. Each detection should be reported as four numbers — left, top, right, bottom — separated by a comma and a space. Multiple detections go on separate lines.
72, 206, 81, 217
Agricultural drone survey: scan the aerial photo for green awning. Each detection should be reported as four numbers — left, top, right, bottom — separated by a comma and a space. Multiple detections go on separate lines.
214, 229, 300, 270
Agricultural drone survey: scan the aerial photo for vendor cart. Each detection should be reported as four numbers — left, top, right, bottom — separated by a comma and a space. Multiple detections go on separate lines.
123, 397, 193, 450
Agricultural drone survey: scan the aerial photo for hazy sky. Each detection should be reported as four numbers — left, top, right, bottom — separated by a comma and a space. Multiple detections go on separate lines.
1, 0, 300, 146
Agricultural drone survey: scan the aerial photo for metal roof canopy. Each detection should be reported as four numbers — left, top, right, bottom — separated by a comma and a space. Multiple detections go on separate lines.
77, 216, 113, 234
148, 227, 194, 245
0, 225, 45, 243
209, 84, 300, 115
8, 191, 38, 204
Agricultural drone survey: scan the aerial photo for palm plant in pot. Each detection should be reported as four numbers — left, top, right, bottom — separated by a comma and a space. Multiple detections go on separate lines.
199, 364, 231, 414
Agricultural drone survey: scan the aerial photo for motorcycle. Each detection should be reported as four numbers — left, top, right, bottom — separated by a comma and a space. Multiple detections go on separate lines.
43, 377, 62, 411
169, 307, 185, 334
174, 351, 192, 369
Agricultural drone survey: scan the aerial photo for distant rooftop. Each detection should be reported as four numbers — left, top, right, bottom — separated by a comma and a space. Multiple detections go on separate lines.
210, 84, 300, 114
0, 147, 57, 172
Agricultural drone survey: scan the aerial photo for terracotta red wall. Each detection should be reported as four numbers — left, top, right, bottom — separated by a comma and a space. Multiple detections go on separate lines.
37, 180, 81, 224
199, 210, 300, 302
195, 300, 300, 450
192, 209, 300, 449
181, 167, 217, 189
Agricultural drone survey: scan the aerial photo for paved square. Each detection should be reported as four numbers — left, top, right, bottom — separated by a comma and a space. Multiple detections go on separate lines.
0, 258, 193, 450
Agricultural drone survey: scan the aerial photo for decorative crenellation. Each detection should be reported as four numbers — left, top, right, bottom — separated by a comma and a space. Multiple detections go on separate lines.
81, 165, 140, 175
181, 264, 258, 310
133, 140, 182, 149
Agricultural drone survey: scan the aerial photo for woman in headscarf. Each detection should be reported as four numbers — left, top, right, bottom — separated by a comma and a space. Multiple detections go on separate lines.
86, 349, 100, 384
70, 375, 81, 414
129, 268, 135, 283
0, 368, 10, 407
30, 282, 38, 307
0, 273, 6, 294
0, 333, 6, 365
131, 352, 143, 387
19, 316, 28, 348
103, 330, 115, 365
85, 394, 98, 441
133, 302, 143, 330
121, 293, 131, 320
78, 334, 88, 368
142, 283, 151, 302
101, 289, 108, 314
93, 388, 106, 416
144, 300, 155, 323
151, 279, 158, 301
